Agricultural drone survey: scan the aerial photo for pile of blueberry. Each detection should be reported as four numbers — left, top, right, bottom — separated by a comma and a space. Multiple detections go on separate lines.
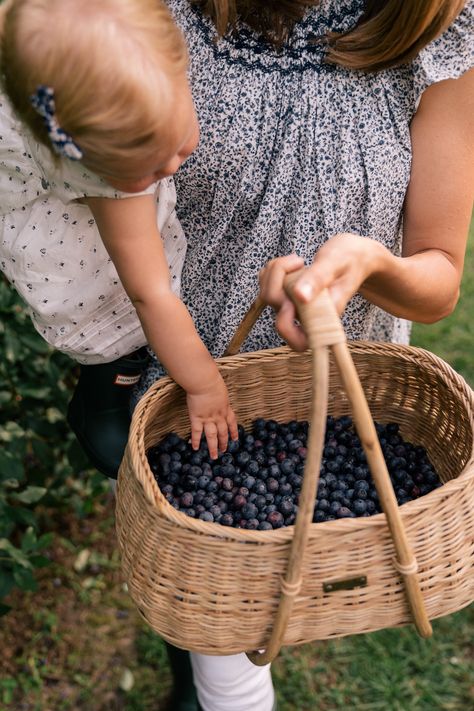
147, 416, 442, 530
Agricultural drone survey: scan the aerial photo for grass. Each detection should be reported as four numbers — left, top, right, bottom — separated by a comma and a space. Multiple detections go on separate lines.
0, 220, 473, 710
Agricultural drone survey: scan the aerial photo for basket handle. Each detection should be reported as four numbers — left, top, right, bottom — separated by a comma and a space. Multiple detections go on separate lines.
242, 272, 432, 666
224, 297, 266, 356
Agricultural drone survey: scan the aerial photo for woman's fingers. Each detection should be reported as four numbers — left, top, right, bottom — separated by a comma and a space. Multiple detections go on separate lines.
259, 254, 305, 306
274, 300, 308, 351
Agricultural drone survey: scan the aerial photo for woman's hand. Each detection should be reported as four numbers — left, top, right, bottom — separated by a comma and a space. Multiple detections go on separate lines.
186, 370, 239, 459
259, 235, 385, 350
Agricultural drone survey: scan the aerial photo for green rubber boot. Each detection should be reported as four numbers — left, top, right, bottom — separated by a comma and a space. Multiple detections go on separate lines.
66, 348, 149, 479
164, 642, 200, 711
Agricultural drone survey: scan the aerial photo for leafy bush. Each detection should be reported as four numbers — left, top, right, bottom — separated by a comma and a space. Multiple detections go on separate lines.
0, 277, 105, 614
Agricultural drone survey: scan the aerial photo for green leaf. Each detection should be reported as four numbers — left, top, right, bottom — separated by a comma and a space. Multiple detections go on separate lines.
18, 386, 52, 400
0, 539, 31, 568
20, 526, 37, 553
13, 486, 47, 504
0, 450, 24, 482
19, 332, 51, 354
28, 554, 51, 568
0, 421, 25, 440
3, 328, 22, 363
36, 532, 54, 549
0, 570, 15, 598
13, 567, 37, 592
45, 407, 64, 424
0, 391, 11, 405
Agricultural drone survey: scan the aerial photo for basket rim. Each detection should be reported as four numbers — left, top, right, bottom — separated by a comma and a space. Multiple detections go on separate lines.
121, 341, 474, 544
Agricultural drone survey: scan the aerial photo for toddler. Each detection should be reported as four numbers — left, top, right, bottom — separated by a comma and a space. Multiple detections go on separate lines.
0, 0, 238, 476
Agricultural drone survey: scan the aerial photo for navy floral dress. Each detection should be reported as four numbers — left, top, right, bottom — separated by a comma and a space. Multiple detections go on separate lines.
138, 0, 474, 396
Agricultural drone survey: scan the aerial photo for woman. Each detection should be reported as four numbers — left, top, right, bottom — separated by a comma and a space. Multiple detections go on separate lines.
138, 1, 474, 709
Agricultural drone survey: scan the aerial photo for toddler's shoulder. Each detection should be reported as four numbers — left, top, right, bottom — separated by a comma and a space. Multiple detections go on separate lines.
0, 95, 48, 213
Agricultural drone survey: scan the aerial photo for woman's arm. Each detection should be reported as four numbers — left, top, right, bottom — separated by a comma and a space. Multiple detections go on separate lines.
85, 194, 237, 457
259, 69, 474, 350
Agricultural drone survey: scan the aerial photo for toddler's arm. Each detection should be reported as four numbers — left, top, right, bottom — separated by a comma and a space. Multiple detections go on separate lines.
84, 194, 238, 458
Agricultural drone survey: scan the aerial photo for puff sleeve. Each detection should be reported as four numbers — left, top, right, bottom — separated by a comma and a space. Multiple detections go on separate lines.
412, 0, 474, 107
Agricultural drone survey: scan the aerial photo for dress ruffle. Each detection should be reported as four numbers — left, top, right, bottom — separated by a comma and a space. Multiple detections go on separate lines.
412, 0, 474, 106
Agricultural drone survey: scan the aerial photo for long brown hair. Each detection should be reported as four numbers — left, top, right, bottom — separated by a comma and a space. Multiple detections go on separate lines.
192, 0, 467, 71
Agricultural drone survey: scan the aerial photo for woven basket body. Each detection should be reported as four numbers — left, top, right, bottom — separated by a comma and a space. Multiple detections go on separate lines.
116, 342, 474, 655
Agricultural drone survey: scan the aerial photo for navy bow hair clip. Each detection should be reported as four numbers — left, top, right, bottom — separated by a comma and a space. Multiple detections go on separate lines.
30, 85, 83, 161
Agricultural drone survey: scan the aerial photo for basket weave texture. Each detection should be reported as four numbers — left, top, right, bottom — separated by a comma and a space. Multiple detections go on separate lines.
116, 342, 474, 655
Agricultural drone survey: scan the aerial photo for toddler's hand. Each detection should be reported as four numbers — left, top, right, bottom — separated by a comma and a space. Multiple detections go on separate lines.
186, 372, 239, 459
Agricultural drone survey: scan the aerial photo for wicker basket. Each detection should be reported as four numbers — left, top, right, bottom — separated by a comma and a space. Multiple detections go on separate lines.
116, 287, 474, 663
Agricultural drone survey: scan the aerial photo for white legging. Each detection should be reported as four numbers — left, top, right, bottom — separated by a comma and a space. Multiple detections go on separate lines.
190, 652, 275, 711
109, 480, 275, 710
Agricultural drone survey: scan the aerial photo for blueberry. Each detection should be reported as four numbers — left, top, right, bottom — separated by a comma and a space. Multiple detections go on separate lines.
353, 499, 367, 515
268, 464, 281, 478
280, 459, 295, 476
246, 518, 260, 530
336, 507, 354, 518
233, 494, 247, 509
243, 475, 256, 490
267, 511, 284, 528
258, 521, 273, 530
279, 496, 294, 515
227, 439, 240, 454
365, 500, 376, 514
324, 445, 336, 459
279, 482, 293, 496
267, 478, 279, 493
198, 474, 210, 489
242, 503, 258, 520
180, 492, 194, 508
236, 451, 251, 467
326, 460, 340, 474
329, 501, 342, 514
246, 460, 260, 476
199, 511, 214, 522
209, 504, 222, 520
221, 464, 236, 478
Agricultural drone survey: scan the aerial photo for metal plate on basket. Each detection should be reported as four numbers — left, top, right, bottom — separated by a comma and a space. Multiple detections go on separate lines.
323, 576, 368, 593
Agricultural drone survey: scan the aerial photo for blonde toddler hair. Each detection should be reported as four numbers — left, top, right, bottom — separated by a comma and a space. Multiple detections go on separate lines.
0, 0, 188, 178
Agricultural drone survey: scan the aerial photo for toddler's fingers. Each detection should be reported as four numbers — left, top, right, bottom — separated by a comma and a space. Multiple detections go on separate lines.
227, 409, 239, 441
190, 420, 204, 451
216, 419, 229, 456
204, 421, 219, 460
